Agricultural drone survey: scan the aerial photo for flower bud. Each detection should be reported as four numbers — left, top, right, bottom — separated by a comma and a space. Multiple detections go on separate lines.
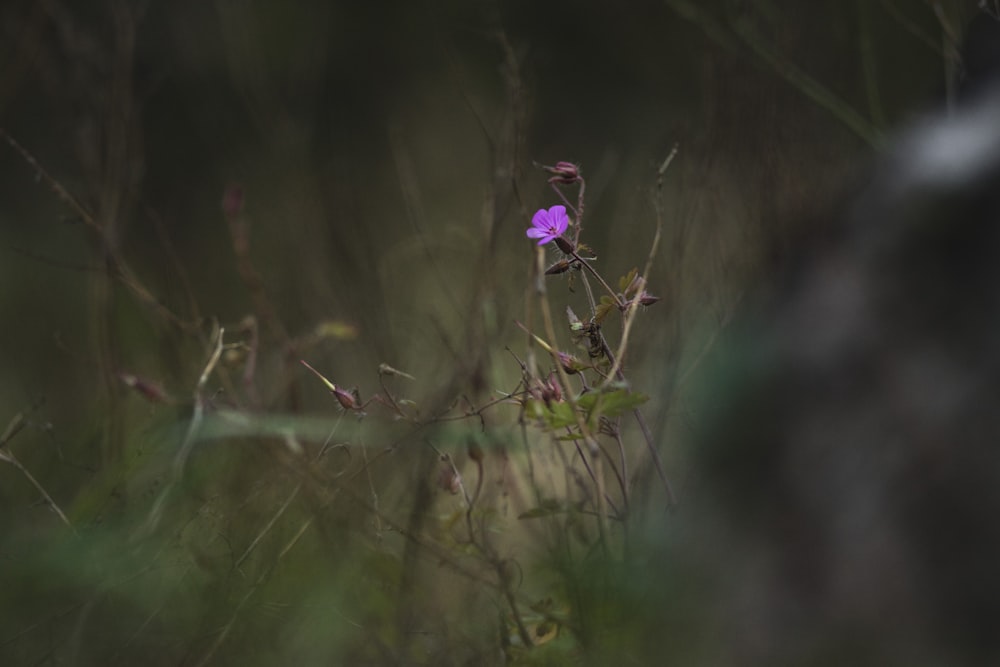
545, 371, 563, 403
557, 351, 584, 375
333, 386, 361, 411
545, 259, 571, 275
554, 236, 576, 255
545, 161, 581, 184
639, 292, 661, 307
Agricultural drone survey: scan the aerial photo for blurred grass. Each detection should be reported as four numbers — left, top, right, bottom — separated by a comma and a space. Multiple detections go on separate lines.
0, 0, 971, 664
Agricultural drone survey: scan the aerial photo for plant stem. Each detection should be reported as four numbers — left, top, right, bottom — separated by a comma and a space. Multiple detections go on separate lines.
571, 251, 622, 307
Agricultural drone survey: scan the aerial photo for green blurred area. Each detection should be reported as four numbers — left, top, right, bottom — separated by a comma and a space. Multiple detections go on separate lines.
0, 0, 976, 664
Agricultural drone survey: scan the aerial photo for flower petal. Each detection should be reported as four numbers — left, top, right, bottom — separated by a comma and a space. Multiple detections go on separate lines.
548, 205, 569, 235
526, 227, 549, 239
531, 208, 551, 228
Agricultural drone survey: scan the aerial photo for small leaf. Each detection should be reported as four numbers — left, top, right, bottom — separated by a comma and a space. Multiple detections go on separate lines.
544, 400, 577, 428
594, 301, 613, 325
577, 386, 647, 415
580, 388, 649, 420
575, 243, 597, 260
524, 399, 547, 420
618, 267, 637, 293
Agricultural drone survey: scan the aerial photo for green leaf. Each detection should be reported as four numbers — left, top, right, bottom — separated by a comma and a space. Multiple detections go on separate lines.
577, 388, 649, 420
618, 267, 638, 293
545, 400, 577, 428
524, 399, 547, 421
595, 296, 615, 325
526, 398, 579, 429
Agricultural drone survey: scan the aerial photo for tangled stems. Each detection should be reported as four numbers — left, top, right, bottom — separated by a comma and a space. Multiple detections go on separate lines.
534, 244, 612, 550
526, 156, 678, 512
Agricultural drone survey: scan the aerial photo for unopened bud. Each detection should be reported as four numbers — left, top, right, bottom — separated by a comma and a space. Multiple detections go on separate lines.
333, 386, 361, 411
639, 292, 661, 307
545, 161, 581, 184
557, 351, 583, 375
545, 259, 571, 275
545, 371, 563, 403
554, 236, 576, 255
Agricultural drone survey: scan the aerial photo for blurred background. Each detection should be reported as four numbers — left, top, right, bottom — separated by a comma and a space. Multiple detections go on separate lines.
0, 0, 983, 664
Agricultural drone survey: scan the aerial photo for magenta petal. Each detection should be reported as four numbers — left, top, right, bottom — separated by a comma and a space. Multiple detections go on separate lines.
549, 206, 568, 234
531, 208, 550, 228
527, 205, 571, 245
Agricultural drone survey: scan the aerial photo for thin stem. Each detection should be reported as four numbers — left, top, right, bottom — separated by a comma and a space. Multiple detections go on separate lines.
0, 448, 77, 536
574, 176, 587, 246
601, 339, 676, 507
0, 128, 194, 332
879, 0, 946, 55
570, 250, 622, 307
662, 0, 885, 148
565, 427, 622, 519
234, 483, 302, 571
534, 245, 611, 552
611, 426, 630, 513
550, 180, 580, 220
143, 325, 226, 536
602, 281, 644, 386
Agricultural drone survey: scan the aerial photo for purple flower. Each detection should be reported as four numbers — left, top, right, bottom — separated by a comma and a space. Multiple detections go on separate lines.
526, 205, 569, 246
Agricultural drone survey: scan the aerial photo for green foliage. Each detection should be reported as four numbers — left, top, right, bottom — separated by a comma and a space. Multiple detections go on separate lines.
525, 387, 648, 433
576, 386, 649, 419
594, 295, 616, 325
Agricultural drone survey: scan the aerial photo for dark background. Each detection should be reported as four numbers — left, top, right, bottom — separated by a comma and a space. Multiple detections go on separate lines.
0, 1, 983, 664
